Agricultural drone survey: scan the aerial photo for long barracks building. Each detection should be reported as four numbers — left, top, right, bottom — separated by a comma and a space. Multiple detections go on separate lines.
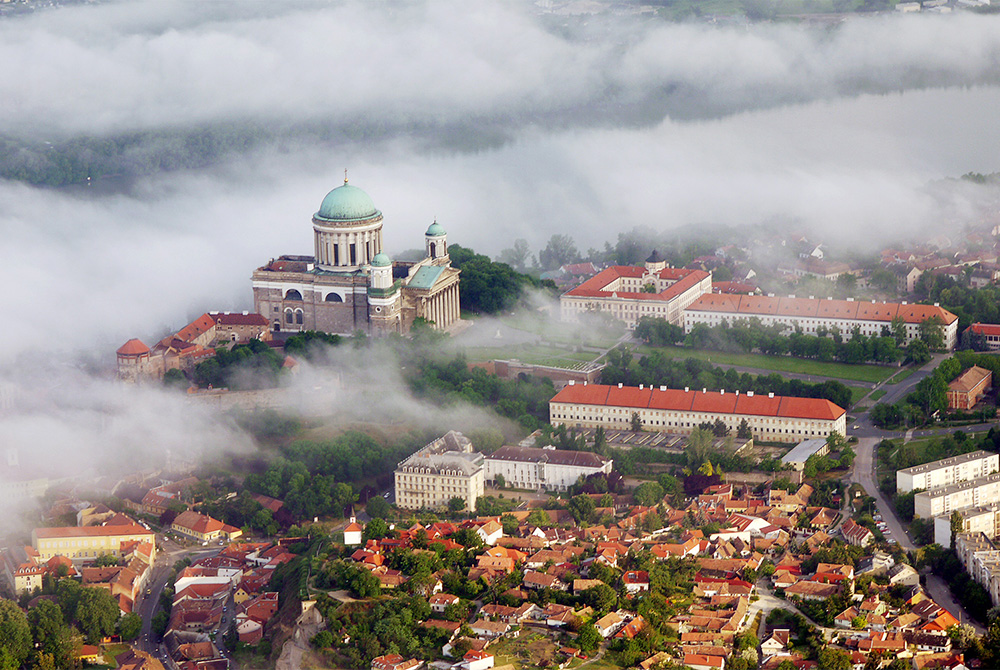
684, 294, 958, 350
549, 382, 846, 443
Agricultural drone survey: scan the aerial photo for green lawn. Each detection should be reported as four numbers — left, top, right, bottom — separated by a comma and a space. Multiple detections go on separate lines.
869, 389, 887, 402
635, 346, 895, 383
849, 387, 869, 406
461, 344, 599, 368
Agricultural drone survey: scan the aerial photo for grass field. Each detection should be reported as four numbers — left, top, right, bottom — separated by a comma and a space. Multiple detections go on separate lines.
869, 389, 887, 402
636, 346, 896, 383
461, 344, 600, 368
849, 387, 869, 406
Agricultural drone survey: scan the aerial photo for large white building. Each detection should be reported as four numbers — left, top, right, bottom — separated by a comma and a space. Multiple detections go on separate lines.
914, 472, 1000, 519
934, 504, 1000, 547
897, 450, 999, 494
394, 431, 485, 512
484, 445, 612, 492
560, 253, 712, 329
683, 294, 958, 351
549, 382, 846, 443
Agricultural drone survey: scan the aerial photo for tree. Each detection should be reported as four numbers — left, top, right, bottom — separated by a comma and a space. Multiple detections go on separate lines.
118, 613, 142, 641
494, 474, 506, 489
0, 594, 32, 670
501, 514, 519, 535
363, 517, 390, 541
737, 418, 752, 439
577, 623, 601, 654
920, 316, 946, 351
27, 601, 72, 669
633, 481, 665, 507
569, 495, 596, 525
538, 234, 581, 270
583, 584, 618, 613
818, 648, 852, 670
630, 412, 643, 432
906, 339, 931, 365
497, 238, 532, 271
75, 588, 120, 643
311, 630, 334, 649
448, 497, 466, 514
366, 495, 391, 520
951, 510, 964, 548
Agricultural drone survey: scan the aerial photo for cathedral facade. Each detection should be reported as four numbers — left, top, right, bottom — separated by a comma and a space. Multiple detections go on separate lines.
251, 178, 461, 337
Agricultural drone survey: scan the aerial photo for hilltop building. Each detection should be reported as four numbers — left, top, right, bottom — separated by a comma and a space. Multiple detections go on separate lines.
251, 177, 460, 337
116, 311, 270, 382
394, 431, 484, 512
683, 294, 958, 351
550, 382, 846, 443
560, 252, 712, 329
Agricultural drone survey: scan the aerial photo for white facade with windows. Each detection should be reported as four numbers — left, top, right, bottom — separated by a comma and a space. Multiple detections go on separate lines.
897, 450, 999, 494
914, 472, 1000, 519
394, 431, 484, 511
484, 445, 612, 492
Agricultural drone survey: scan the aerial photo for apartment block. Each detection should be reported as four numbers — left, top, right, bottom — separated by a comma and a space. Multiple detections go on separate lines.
933, 504, 1000, 547
896, 450, 999, 494
913, 472, 1000, 519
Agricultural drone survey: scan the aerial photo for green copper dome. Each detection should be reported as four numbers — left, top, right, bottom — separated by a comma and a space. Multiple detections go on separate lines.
371, 252, 392, 267
316, 182, 379, 221
425, 221, 446, 237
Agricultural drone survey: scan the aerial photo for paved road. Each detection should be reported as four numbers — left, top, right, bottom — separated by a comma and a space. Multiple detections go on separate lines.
849, 437, 985, 634
136, 536, 222, 659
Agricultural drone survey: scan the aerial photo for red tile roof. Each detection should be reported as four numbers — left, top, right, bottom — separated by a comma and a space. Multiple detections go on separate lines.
210, 312, 269, 326
175, 314, 216, 342
552, 384, 845, 421
969, 322, 1000, 336
564, 266, 709, 302
687, 295, 957, 325
116, 339, 150, 356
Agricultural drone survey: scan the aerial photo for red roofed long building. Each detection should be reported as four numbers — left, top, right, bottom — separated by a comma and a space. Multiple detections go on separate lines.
560, 254, 712, 329
550, 383, 846, 443
684, 294, 958, 350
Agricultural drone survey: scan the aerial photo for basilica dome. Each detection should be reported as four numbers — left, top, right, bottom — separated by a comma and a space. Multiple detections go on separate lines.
316, 182, 379, 221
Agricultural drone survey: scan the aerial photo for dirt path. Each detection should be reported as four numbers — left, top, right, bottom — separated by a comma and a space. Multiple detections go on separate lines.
275, 602, 326, 670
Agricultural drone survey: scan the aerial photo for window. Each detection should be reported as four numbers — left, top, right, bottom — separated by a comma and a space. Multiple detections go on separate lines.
325, 292, 343, 302
285, 310, 293, 324
285, 289, 302, 301
295, 310, 303, 325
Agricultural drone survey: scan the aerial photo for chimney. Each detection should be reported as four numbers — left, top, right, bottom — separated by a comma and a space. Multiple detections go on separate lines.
684, 387, 690, 393
583, 381, 587, 386
618, 383, 623, 389
747, 391, 754, 397
768, 392, 774, 398
809, 296, 814, 299
703, 388, 707, 393
934, 302, 940, 307
639, 384, 643, 390
735, 390, 740, 395
902, 301, 907, 305
568, 380, 575, 385
720, 389, 725, 395
660, 385, 667, 391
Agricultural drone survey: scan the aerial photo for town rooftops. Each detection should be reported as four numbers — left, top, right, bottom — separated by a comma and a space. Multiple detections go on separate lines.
551, 384, 845, 422
897, 450, 996, 476
486, 445, 609, 469
686, 293, 957, 325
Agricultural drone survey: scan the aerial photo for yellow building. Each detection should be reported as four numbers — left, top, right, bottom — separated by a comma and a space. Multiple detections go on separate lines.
394, 431, 485, 512
32, 523, 155, 562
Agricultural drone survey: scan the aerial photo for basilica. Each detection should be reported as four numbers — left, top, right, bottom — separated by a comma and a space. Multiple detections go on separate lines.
251, 177, 461, 336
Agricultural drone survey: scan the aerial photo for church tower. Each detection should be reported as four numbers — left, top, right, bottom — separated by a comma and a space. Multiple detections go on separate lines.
367, 252, 402, 335
312, 174, 384, 270
425, 221, 449, 266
